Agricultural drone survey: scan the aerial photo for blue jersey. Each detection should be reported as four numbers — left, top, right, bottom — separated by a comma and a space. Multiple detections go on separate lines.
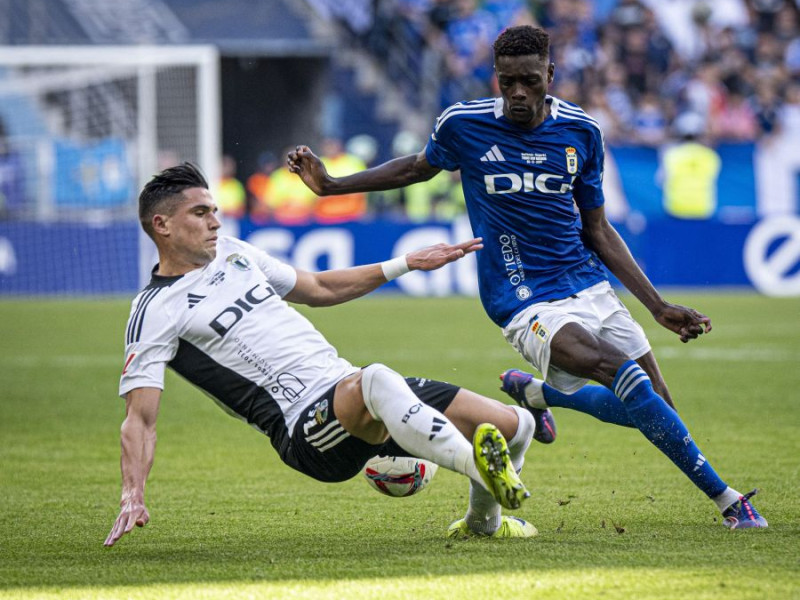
425, 95, 609, 326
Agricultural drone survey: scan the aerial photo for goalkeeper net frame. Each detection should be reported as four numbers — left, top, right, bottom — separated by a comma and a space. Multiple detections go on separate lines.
0, 45, 221, 290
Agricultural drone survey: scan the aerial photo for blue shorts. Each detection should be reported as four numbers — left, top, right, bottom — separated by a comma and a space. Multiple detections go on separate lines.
279, 376, 459, 483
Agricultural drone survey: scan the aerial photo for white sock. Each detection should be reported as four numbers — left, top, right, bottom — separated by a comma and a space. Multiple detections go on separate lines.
465, 406, 534, 534
465, 486, 502, 534
524, 377, 548, 409
712, 487, 742, 513
507, 405, 535, 471
361, 364, 483, 486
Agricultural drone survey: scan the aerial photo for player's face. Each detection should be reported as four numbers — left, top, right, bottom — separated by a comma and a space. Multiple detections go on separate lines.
162, 187, 221, 266
495, 54, 554, 128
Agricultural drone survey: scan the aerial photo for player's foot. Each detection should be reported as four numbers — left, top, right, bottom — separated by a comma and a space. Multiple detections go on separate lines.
446, 516, 538, 538
500, 369, 557, 444
473, 423, 530, 510
722, 489, 768, 529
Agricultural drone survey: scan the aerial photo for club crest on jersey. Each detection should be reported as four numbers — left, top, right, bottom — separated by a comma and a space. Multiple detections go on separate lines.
314, 398, 329, 425
227, 253, 252, 271
565, 147, 578, 174
516, 285, 532, 301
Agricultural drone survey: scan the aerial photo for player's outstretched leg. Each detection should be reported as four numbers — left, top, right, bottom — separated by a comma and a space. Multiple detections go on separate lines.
473, 423, 530, 510
361, 363, 483, 484
611, 360, 767, 528
447, 515, 538, 539
501, 368, 636, 429
457, 405, 534, 536
500, 369, 558, 442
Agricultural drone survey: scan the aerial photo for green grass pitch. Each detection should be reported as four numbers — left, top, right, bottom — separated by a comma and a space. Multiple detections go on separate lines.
1, 293, 798, 599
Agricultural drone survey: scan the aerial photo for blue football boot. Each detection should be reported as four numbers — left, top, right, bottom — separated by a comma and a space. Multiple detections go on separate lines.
500, 369, 557, 444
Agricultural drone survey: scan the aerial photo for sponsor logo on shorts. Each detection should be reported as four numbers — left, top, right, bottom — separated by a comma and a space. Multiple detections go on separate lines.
531, 319, 549, 342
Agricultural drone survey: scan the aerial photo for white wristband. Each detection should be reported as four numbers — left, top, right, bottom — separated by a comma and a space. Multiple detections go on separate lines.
381, 255, 410, 281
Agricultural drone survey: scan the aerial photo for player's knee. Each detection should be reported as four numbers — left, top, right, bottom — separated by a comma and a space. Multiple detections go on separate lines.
360, 363, 397, 419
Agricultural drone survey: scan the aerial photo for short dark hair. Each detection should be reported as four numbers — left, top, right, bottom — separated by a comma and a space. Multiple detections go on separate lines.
493, 26, 550, 60
138, 162, 208, 238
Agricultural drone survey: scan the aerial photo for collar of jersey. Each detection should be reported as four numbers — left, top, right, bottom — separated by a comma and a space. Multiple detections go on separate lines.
495, 96, 557, 129
148, 265, 186, 287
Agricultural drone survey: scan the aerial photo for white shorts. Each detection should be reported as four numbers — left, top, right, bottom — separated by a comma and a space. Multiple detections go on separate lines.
502, 281, 651, 394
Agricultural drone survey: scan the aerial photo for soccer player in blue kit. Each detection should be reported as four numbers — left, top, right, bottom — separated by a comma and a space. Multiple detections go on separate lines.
288, 25, 766, 529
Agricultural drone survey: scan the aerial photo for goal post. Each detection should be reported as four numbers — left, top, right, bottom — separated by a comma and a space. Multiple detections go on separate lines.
0, 45, 221, 293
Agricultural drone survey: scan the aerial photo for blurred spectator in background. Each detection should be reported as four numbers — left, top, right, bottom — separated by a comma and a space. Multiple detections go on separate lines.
661, 112, 721, 219
216, 155, 246, 219
439, 0, 497, 107
315, 137, 368, 223
751, 81, 783, 136
246, 151, 279, 223
264, 147, 318, 225
632, 92, 668, 146
755, 79, 800, 214
305, 0, 800, 221
371, 130, 465, 222
345, 134, 379, 167
712, 89, 759, 141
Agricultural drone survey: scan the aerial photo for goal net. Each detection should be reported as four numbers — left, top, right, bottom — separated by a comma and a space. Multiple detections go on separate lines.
0, 45, 220, 294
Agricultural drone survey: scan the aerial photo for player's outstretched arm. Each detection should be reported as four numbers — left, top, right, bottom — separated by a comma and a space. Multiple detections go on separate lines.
287, 145, 440, 196
579, 206, 711, 343
105, 387, 161, 547
284, 238, 483, 307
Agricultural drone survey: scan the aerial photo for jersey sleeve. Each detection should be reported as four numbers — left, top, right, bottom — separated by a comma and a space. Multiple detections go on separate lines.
119, 294, 179, 398
572, 125, 606, 210
424, 106, 462, 172
226, 237, 298, 297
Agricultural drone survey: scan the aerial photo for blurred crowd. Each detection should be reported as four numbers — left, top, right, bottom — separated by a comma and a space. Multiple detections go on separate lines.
217, 133, 466, 225
348, 0, 800, 146
224, 0, 800, 224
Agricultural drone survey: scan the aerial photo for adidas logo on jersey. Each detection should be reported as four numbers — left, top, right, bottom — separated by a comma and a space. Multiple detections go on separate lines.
480, 145, 506, 162
187, 293, 206, 309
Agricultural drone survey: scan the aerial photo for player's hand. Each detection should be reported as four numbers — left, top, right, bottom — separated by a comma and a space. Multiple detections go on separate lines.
104, 497, 149, 547
406, 238, 483, 271
287, 145, 329, 195
653, 302, 712, 343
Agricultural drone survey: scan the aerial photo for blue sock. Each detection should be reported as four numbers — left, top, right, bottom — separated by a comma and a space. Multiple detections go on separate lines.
613, 360, 727, 498
543, 383, 635, 427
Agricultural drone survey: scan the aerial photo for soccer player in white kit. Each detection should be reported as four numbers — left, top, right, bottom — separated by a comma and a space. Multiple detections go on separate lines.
105, 163, 537, 547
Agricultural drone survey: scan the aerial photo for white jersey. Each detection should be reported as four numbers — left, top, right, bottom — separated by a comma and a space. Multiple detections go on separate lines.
119, 236, 358, 451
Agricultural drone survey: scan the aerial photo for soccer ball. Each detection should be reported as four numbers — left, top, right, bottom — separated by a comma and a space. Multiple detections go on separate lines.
362, 455, 438, 497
